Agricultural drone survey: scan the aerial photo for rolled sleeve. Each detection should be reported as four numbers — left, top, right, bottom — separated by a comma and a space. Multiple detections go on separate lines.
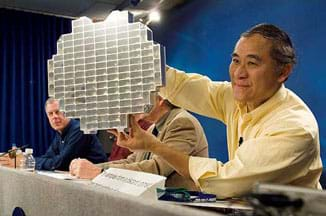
189, 156, 218, 186
189, 129, 321, 198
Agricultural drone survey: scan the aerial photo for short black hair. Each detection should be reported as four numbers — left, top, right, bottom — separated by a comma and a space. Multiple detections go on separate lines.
241, 23, 296, 66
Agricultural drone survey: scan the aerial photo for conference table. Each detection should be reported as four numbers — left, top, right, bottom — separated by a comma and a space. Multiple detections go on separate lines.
0, 166, 223, 216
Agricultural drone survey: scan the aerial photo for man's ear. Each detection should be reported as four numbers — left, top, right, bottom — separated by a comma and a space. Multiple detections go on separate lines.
278, 64, 293, 83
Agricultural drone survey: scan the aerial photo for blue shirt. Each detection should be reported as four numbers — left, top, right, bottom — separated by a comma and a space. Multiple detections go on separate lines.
35, 119, 107, 171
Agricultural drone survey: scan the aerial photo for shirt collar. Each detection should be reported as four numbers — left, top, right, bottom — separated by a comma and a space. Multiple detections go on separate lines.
236, 84, 287, 119
155, 111, 170, 133
58, 119, 73, 138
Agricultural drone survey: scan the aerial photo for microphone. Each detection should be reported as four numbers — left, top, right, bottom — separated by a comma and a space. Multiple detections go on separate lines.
239, 137, 244, 146
0, 145, 29, 169
0, 145, 29, 158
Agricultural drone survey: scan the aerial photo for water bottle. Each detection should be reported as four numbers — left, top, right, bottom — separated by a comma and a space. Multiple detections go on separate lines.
15, 149, 23, 168
24, 148, 35, 171
19, 151, 26, 170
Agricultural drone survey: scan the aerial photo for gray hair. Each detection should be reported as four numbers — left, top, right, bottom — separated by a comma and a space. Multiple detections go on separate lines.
162, 99, 178, 110
44, 97, 58, 110
241, 23, 296, 66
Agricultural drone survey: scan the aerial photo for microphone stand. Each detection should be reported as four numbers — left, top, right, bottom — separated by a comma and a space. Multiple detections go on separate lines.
8, 149, 18, 169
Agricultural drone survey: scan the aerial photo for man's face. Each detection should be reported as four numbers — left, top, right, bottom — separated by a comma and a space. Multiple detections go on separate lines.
135, 96, 162, 123
229, 34, 284, 110
45, 101, 70, 133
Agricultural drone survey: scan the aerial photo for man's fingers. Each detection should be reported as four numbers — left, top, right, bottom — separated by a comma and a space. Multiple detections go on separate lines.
116, 132, 130, 148
108, 129, 118, 137
71, 163, 80, 177
129, 115, 137, 128
69, 164, 75, 175
69, 160, 74, 171
129, 115, 142, 137
0, 157, 10, 165
69, 159, 81, 175
69, 159, 77, 171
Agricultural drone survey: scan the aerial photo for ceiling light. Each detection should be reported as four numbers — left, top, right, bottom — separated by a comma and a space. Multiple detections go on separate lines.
148, 11, 160, 23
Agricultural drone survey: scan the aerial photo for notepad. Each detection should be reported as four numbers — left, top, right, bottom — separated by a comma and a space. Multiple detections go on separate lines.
37, 171, 77, 180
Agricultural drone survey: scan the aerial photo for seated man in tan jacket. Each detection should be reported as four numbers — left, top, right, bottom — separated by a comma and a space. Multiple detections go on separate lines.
69, 94, 208, 190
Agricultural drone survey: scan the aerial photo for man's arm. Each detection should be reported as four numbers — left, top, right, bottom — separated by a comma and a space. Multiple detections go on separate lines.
149, 141, 190, 178
35, 129, 91, 171
187, 124, 322, 198
69, 158, 102, 179
0, 154, 23, 168
69, 153, 138, 179
160, 66, 230, 121
35, 136, 61, 170
109, 115, 204, 178
111, 115, 191, 178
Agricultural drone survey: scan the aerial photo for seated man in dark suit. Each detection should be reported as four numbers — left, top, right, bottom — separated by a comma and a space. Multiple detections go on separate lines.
35, 98, 107, 171
0, 98, 108, 170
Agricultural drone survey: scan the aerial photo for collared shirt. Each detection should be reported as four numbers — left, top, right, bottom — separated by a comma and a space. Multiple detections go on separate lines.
142, 111, 169, 160
35, 119, 107, 171
160, 66, 323, 198
155, 111, 170, 133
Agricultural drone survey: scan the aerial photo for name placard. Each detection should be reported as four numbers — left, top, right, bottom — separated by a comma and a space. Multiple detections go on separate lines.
92, 168, 166, 199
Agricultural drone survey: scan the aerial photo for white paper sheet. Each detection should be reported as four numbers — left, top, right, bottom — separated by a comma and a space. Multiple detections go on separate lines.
37, 171, 77, 180
161, 200, 253, 210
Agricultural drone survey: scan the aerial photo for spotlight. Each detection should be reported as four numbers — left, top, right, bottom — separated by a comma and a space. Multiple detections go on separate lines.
146, 10, 160, 25
149, 11, 160, 22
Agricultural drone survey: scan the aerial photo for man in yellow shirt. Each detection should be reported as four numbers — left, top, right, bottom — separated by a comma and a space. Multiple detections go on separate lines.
110, 23, 323, 198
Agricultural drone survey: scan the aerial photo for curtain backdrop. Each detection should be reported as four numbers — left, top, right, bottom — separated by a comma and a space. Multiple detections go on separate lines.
0, 8, 71, 156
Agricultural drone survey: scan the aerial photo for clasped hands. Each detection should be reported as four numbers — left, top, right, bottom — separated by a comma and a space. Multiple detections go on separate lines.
0, 152, 24, 168
69, 158, 101, 179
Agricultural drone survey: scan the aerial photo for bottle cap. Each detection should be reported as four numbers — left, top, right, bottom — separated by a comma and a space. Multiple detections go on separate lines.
25, 148, 33, 154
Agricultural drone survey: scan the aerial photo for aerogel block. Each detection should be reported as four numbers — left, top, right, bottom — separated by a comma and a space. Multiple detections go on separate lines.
48, 10, 166, 133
